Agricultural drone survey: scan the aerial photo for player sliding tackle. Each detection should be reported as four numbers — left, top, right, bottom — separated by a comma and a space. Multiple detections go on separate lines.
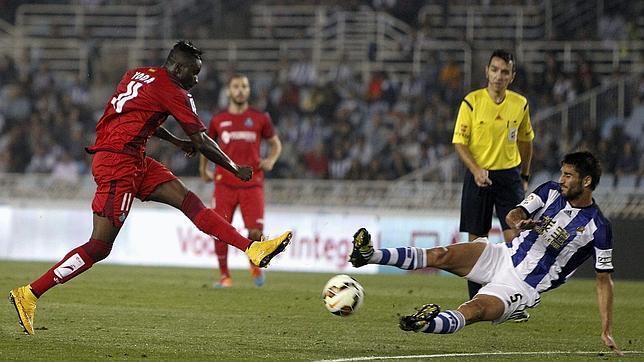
349, 151, 622, 356
9, 41, 293, 336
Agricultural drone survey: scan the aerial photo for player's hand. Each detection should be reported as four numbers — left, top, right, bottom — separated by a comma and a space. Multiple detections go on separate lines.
515, 219, 541, 230
258, 158, 276, 171
200, 169, 214, 182
179, 140, 197, 157
236, 165, 253, 181
521, 179, 529, 192
474, 168, 492, 187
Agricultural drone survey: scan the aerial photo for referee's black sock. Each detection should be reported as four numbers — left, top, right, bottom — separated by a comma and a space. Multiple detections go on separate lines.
467, 280, 482, 299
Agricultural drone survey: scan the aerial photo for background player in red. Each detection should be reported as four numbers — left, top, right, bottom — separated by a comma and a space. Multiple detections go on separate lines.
8, 41, 293, 336
199, 74, 282, 288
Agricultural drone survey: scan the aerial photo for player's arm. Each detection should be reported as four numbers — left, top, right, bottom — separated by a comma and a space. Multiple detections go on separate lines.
189, 131, 252, 181
454, 144, 491, 187
452, 98, 491, 187
154, 126, 196, 157
518, 140, 532, 191
518, 103, 534, 191
506, 207, 540, 230
596, 271, 623, 356
259, 135, 282, 172
199, 155, 214, 182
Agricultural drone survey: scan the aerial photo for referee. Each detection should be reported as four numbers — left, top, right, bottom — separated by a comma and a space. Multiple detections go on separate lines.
452, 49, 534, 299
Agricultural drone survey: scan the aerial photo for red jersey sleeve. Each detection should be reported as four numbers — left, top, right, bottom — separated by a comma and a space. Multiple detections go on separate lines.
158, 80, 206, 136
262, 112, 276, 139
207, 113, 221, 139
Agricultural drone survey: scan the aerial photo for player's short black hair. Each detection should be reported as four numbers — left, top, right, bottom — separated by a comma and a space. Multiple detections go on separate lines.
166, 40, 202, 64
562, 151, 602, 190
489, 49, 515, 72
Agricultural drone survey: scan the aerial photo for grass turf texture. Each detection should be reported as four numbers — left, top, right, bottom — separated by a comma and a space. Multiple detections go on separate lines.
1, 261, 642, 361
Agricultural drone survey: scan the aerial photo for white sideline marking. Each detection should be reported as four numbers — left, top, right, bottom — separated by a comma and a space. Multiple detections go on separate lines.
316, 351, 644, 362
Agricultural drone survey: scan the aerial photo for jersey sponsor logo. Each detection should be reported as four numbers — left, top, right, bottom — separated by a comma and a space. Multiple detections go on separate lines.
220, 130, 257, 144
220, 121, 232, 128
534, 216, 570, 250
244, 117, 254, 128
563, 210, 573, 217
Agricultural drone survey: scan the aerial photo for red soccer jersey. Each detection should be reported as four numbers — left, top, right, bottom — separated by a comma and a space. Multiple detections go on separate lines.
207, 107, 276, 187
87, 67, 206, 158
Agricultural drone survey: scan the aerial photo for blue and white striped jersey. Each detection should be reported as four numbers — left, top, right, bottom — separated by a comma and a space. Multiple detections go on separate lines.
509, 181, 614, 293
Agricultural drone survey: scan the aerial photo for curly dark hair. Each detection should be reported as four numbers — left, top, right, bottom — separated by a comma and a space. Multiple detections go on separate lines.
562, 151, 602, 190
166, 40, 202, 65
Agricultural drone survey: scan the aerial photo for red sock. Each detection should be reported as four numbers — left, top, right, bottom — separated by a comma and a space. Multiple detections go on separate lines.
215, 240, 230, 278
181, 191, 251, 251
30, 238, 113, 298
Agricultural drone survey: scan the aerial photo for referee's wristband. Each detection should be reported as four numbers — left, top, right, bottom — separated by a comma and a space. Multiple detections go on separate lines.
520, 173, 530, 182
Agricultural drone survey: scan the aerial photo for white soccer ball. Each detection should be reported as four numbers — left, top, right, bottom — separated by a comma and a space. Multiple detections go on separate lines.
322, 274, 364, 316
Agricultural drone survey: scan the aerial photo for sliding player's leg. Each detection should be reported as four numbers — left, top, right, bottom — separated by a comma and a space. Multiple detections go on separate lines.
349, 228, 486, 276
399, 241, 535, 335
399, 294, 505, 334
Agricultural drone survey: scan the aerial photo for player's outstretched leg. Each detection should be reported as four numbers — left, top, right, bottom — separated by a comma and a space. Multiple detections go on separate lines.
350, 228, 429, 270
399, 304, 465, 334
245, 230, 293, 268
349, 228, 374, 267
8, 286, 38, 335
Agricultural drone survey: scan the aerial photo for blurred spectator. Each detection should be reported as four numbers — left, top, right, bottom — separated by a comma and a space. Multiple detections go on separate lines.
50, 150, 81, 185
0, 2, 641, 187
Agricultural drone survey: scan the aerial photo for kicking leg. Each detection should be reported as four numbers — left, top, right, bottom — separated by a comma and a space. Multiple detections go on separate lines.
148, 180, 292, 267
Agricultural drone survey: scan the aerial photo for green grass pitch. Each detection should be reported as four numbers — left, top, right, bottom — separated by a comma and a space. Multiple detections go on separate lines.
1, 261, 642, 361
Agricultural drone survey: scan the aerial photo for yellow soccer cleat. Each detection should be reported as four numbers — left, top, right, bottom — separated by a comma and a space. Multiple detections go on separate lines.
245, 230, 293, 268
9, 285, 38, 335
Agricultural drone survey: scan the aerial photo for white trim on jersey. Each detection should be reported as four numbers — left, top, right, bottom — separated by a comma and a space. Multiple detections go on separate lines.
509, 183, 613, 293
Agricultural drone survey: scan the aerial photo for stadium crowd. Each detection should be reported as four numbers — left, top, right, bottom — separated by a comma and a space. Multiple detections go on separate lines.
0, 2, 642, 187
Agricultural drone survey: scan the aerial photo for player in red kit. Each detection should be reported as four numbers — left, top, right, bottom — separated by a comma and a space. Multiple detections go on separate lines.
8, 41, 293, 336
199, 74, 282, 288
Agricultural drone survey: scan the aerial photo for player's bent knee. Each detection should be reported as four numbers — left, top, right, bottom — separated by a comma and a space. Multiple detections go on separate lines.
427, 246, 451, 268
82, 238, 113, 263
459, 295, 504, 323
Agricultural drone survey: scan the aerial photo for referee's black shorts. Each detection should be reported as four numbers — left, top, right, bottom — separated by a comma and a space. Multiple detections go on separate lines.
459, 167, 524, 236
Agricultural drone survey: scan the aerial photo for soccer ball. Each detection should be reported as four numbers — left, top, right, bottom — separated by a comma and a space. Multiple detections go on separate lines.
322, 274, 364, 316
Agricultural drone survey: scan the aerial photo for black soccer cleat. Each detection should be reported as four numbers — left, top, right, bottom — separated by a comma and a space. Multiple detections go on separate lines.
349, 228, 374, 268
399, 303, 441, 332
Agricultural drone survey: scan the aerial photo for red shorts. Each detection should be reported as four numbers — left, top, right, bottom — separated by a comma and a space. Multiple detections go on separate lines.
212, 183, 264, 231
91, 152, 177, 227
